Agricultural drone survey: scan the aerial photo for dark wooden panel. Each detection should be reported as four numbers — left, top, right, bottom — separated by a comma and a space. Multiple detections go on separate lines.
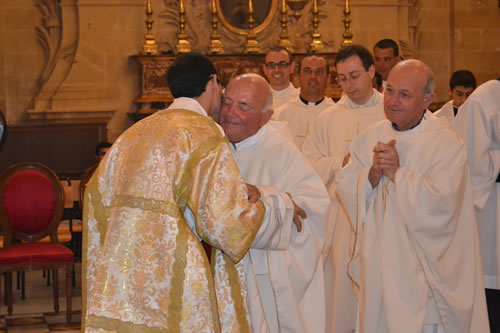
0, 123, 107, 178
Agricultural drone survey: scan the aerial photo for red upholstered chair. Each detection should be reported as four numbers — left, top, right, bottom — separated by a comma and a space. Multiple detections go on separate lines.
0, 163, 73, 322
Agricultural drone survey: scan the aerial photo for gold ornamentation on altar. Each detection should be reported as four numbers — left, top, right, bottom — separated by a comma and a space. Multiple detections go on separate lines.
176, 0, 192, 54
286, 0, 307, 21
341, 0, 353, 47
244, 0, 262, 54
140, 0, 159, 55
278, 0, 293, 52
208, 0, 224, 54
309, 0, 324, 53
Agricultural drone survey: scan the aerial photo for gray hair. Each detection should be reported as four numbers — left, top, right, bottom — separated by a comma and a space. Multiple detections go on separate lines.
424, 73, 435, 94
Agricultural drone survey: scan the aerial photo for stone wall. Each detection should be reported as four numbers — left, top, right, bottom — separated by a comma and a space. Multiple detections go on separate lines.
0, 0, 499, 141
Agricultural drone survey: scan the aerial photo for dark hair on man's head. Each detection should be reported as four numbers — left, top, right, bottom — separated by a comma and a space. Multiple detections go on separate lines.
298, 55, 329, 74
95, 141, 112, 156
373, 39, 399, 57
335, 44, 374, 71
449, 70, 477, 90
167, 53, 217, 98
266, 47, 292, 62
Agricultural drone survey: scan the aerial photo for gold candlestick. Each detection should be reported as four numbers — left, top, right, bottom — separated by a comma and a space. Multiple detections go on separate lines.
208, 0, 224, 54
140, 0, 159, 55
278, 0, 293, 51
176, 0, 192, 54
341, 0, 353, 47
309, 0, 324, 53
244, 0, 262, 54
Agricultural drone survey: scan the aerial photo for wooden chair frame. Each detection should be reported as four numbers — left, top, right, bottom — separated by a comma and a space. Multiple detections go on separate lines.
0, 163, 73, 322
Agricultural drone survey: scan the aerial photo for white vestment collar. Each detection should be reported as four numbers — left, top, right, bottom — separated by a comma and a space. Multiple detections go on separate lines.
338, 88, 382, 109
271, 83, 297, 96
167, 97, 225, 136
167, 97, 208, 117
232, 121, 290, 152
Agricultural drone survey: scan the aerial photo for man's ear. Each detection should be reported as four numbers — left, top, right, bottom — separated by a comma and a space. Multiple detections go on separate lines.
261, 110, 274, 126
423, 92, 435, 109
368, 64, 376, 79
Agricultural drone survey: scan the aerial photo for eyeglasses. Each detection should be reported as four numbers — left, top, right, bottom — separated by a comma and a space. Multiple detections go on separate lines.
336, 71, 364, 84
265, 61, 291, 69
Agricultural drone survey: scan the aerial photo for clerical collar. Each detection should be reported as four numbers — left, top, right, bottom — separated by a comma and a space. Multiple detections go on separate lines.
299, 95, 324, 106
391, 112, 426, 132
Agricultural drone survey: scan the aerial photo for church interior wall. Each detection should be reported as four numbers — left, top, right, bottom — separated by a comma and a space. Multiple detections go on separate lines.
0, 0, 499, 174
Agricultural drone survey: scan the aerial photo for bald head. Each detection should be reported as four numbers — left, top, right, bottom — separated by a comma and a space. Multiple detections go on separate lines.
220, 74, 274, 143
226, 74, 273, 113
384, 59, 436, 131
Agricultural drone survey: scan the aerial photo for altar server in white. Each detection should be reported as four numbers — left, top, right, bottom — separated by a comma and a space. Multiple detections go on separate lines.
274, 55, 335, 150
453, 79, 500, 290
302, 44, 386, 333
434, 70, 476, 122
262, 47, 299, 109
220, 73, 330, 333
335, 59, 489, 333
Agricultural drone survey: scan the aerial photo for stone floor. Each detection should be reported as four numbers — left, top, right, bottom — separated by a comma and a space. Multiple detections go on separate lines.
0, 264, 82, 332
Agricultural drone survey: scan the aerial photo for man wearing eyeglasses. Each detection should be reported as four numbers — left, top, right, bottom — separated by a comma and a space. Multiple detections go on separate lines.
335, 59, 489, 333
274, 55, 335, 150
302, 44, 386, 333
262, 47, 299, 109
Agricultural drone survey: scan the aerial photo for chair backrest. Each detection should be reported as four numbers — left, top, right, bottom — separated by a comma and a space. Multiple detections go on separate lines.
0, 163, 65, 245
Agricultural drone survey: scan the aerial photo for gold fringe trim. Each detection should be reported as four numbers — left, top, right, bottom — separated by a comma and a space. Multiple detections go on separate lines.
86, 314, 168, 332
112, 195, 181, 218
224, 253, 250, 333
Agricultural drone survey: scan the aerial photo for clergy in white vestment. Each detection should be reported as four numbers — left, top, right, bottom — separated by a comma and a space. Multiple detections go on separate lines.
274, 55, 335, 150
262, 47, 300, 109
452, 79, 500, 290
335, 60, 489, 333
220, 73, 330, 333
302, 44, 386, 333
434, 69, 476, 122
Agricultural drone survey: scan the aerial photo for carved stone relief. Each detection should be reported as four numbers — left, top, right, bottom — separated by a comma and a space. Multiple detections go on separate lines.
27, 0, 114, 123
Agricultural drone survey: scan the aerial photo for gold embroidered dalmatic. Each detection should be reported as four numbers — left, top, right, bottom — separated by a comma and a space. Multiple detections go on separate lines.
82, 109, 265, 333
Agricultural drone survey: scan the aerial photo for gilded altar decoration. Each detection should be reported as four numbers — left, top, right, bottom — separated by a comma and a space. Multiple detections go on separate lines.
140, 0, 159, 55
278, 0, 294, 51
208, 0, 225, 54
244, 0, 263, 54
341, 0, 353, 47
309, 0, 324, 52
176, 0, 192, 54
286, 0, 307, 21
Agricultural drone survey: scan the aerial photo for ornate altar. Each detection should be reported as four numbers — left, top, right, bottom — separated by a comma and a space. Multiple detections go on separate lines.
132, 53, 341, 118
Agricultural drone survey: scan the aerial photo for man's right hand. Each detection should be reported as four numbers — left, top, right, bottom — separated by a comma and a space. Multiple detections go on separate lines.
246, 183, 261, 203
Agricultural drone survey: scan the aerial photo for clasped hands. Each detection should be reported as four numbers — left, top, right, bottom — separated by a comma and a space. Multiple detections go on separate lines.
246, 184, 306, 232
368, 139, 400, 188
